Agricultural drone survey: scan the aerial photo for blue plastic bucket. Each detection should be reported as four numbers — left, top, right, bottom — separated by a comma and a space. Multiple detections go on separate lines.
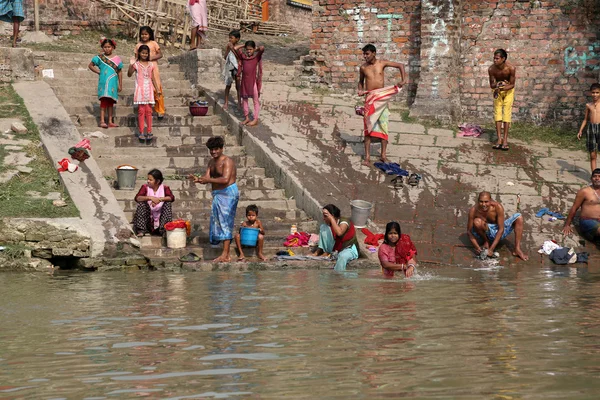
240, 227, 260, 247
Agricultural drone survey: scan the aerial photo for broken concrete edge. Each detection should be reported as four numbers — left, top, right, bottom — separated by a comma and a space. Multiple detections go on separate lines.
203, 88, 385, 261
12, 81, 134, 257
0, 47, 35, 83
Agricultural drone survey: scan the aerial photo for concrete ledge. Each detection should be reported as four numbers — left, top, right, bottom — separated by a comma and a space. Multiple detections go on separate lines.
168, 49, 223, 87
13, 81, 133, 257
0, 47, 34, 82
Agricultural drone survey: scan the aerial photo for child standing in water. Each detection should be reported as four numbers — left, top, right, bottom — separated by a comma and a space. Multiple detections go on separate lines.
88, 38, 123, 128
378, 221, 417, 278
128, 45, 159, 140
236, 41, 264, 126
135, 26, 165, 119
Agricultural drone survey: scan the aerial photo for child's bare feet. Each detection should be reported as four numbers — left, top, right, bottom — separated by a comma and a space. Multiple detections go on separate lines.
247, 119, 259, 126
257, 253, 267, 261
242, 117, 251, 125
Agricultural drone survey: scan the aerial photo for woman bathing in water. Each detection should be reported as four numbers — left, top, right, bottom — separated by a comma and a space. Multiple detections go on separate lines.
378, 221, 417, 278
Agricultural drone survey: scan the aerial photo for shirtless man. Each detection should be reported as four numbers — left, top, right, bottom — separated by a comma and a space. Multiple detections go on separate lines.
562, 169, 600, 241
488, 49, 516, 151
467, 191, 529, 261
189, 136, 239, 262
358, 44, 406, 165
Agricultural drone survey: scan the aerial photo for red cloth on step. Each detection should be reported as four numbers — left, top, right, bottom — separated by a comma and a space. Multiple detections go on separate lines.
361, 228, 384, 246
284, 232, 310, 247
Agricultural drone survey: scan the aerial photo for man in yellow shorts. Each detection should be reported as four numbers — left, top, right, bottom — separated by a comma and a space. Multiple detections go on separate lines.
488, 49, 516, 151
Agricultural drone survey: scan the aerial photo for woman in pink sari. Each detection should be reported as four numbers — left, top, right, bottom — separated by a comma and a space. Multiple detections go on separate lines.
133, 169, 175, 237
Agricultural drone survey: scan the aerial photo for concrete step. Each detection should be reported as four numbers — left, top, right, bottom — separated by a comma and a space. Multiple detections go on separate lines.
45, 78, 193, 91
73, 114, 222, 129
65, 105, 211, 118
141, 244, 314, 261
119, 198, 296, 212
34, 54, 174, 67
92, 143, 247, 157
114, 187, 286, 201
51, 85, 194, 98
106, 165, 265, 180
39, 68, 186, 80
127, 176, 276, 191
124, 207, 308, 223
79, 123, 228, 138
89, 132, 234, 148
59, 95, 195, 108
96, 154, 255, 173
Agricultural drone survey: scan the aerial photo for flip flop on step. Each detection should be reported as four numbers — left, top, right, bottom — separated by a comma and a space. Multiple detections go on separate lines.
407, 173, 422, 186
179, 252, 201, 262
390, 176, 404, 188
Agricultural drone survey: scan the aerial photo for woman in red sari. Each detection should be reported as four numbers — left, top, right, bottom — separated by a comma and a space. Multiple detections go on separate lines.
378, 221, 418, 278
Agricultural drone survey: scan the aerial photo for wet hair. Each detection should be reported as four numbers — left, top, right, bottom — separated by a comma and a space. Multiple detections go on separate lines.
100, 38, 116, 49
494, 49, 508, 59
139, 26, 155, 41
590, 83, 600, 91
362, 44, 376, 53
137, 44, 150, 61
148, 169, 164, 185
592, 168, 600, 177
246, 204, 259, 215
384, 221, 401, 245
229, 30, 241, 39
245, 40, 256, 49
323, 204, 341, 219
206, 136, 225, 149
478, 191, 492, 200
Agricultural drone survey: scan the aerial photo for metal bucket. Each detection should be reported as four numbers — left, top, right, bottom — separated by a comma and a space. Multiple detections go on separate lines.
115, 165, 138, 190
350, 200, 373, 228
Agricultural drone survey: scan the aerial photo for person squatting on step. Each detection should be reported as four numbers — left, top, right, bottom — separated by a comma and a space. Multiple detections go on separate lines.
234, 204, 267, 262
128, 45, 160, 140
358, 43, 406, 165
133, 169, 175, 237
563, 168, 600, 242
88, 38, 122, 129
467, 191, 529, 261
236, 40, 264, 126
310, 204, 359, 271
188, 136, 239, 263
135, 26, 165, 119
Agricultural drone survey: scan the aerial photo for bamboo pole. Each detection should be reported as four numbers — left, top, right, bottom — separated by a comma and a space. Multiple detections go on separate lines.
34, 0, 39, 31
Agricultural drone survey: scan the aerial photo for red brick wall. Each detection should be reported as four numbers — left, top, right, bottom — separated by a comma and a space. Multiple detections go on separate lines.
22, 0, 113, 34
311, 0, 600, 124
270, 0, 312, 37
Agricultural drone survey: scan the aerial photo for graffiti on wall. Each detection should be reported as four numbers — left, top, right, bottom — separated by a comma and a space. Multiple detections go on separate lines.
564, 45, 600, 75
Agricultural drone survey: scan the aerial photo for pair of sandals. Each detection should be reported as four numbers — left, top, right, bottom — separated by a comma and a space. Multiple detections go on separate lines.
391, 173, 422, 188
135, 132, 154, 141
492, 143, 510, 151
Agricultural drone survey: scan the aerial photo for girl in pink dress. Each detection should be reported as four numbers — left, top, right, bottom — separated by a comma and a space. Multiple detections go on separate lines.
127, 45, 159, 140
236, 41, 264, 126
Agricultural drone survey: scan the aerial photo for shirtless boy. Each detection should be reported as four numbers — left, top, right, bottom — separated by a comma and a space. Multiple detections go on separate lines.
189, 136, 239, 262
358, 44, 406, 165
467, 191, 529, 261
563, 168, 600, 241
577, 83, 600, 171
488, 49, 516, 151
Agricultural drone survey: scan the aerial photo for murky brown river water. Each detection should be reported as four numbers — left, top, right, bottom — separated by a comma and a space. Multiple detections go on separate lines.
1, 267, 600, 399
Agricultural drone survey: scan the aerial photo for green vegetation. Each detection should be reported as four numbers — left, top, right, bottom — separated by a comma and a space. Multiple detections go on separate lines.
0, 84, 79, 218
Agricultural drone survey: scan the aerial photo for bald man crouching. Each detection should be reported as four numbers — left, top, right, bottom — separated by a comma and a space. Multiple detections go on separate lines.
467, 191, 529, 261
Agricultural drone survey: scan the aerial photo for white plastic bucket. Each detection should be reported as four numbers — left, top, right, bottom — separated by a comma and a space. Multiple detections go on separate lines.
350, 200, 373, 228
166, 228, 187, 249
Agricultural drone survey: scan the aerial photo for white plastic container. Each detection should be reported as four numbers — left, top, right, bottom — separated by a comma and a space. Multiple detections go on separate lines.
166, 228, 187, 249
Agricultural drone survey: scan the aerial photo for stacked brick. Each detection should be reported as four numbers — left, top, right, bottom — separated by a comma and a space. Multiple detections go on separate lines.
269, 0, 312, 37
23, 0, 115, 36
310, 0, 600, 124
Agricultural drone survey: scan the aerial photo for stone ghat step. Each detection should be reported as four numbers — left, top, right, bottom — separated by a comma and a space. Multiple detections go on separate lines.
120, 198, 297, 212
39, 68, 186, 80
65, 105, 209, 119
96, 154, 254, 173
60, 95, 196, 108
128, 176, 275, 191
45, 78, 193, 92
114, 187, 286, 201
51, 85, 194, 98
107, 166, 265, 180
124, 207, 308, 222
93, 142, 248, 158
141, 244, 315, 261
79, 122, 227, 137
34, 52, 173, 64
92, 132, 233, 148
74, 114, 222, 129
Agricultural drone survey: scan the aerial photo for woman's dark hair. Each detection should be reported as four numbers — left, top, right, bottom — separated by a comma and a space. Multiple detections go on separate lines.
384, 221, 401, 245
245, 40, 256, 49
206, 136, 225, 149
139, 26, 155, 41
148, 169, 164, 185
100, 38, 116, 49
137, 44, 150, 60
323, 204, 341, 219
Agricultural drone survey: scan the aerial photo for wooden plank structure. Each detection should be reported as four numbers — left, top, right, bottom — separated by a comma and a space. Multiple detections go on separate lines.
92, 0, 294, 47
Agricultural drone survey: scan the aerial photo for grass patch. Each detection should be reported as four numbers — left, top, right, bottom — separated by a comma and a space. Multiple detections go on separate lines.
484, 121, 584, 150
0, 84, 79, 218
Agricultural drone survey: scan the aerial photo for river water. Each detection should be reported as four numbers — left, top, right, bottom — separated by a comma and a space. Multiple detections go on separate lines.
1, 266, 599, 399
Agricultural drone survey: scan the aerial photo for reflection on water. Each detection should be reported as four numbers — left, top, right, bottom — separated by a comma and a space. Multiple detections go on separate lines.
1, 267, 600, 398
